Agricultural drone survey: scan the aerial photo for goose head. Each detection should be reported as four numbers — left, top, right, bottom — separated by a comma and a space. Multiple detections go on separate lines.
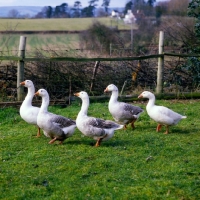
35, 89, 48, 97
104, 84, 118, 93
74, 91, 89, 100
20, 80, 34, 88
138, 91, 154, 99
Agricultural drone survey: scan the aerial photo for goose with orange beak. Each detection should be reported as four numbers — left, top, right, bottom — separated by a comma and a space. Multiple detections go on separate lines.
35, 89, 76, 144
104, 84, 143, 129
20, 80, 48, 137
74, 91, 123, 147
138, 91, 187, 134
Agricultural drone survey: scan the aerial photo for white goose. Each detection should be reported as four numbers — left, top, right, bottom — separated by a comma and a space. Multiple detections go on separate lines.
35, 89, 76, 144
74, 91, 124, 147
104, 84, 143, 129
138, 91, 187, 134
20, 80, 48, 137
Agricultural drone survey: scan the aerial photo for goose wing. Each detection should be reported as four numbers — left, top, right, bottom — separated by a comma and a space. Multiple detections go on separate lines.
123, 103, 143, 118
83, 117, 121, 137
89, 117, 121, 129
49, 113, 76, 128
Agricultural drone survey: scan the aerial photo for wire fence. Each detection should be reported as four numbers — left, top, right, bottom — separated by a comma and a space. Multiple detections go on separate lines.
0, 36, 200, 106
0, 58, 155, 101
0, 53, 198, 104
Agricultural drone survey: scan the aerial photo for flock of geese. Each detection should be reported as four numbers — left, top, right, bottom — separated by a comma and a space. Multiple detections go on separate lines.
19, 80, 187, 146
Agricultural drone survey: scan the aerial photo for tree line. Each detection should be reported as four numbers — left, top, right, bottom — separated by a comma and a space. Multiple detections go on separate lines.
6, 0, 190, 19
38, 0, 157, 18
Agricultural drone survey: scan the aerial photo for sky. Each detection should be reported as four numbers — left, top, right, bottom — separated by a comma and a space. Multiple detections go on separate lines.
0, 0, 166, 8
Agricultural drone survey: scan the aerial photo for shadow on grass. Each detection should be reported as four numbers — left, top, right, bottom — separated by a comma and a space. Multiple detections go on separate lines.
64, 137, 134, 147
170, 127, 195, 135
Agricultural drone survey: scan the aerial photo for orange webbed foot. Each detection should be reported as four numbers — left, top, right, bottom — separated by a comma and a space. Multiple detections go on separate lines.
156, 124, 162, 132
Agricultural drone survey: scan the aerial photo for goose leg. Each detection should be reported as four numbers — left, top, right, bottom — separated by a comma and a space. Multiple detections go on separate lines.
95, 134, 107, 147
131, 119, 136, 129
95, 138, 102, 147
156, 124, 162, 132
36, 127, 41, 137
49, 137, 57, 144
164, 126, 169, 134
123, 124, 127, 130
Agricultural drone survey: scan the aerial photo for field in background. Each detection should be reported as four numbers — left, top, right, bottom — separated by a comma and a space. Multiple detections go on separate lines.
0, 18, 135, 53
0, 18, 135, 31
0, 33, 80, 52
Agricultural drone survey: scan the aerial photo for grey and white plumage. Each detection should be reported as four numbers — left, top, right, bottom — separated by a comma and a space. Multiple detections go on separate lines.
138, 91, 187, 134
35, 89, 76, 144
104, 84, 143, 129
19, 80, 49, 137
74, 91, 123, 147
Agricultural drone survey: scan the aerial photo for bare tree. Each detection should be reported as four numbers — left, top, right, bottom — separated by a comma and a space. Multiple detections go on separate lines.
168, 0, 190, 16
101, 0, 110, 15
8, 9, 19, 18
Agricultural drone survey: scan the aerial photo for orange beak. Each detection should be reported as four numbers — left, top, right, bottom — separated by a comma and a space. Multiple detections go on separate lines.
104, 87, 108, 93
20, 81, 25, 86
35, 91, 39, 96
138, 94, 143, 98
74, 92, 80, 97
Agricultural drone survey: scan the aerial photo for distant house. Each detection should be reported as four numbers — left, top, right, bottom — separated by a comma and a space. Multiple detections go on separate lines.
111, 10, 121, 19
123, 10, 136, 24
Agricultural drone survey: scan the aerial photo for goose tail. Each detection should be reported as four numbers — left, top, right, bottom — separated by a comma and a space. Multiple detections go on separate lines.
116, 124, 124, 130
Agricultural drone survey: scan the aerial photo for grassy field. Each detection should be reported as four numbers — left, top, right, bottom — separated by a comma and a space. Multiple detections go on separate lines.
0, 18, 134, 52
0, 98, 200, 199
0, 33, 80, 52
0, 18, 134, 31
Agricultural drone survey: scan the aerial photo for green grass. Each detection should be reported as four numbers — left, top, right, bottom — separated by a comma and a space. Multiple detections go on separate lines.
0, 99, 200, 199
0, 17, 135, 52
0, 33, 80, 52
0, 18, 134, 31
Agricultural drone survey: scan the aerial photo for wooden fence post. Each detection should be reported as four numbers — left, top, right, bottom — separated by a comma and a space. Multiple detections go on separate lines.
90, 61, 100, 93
156, 31, 164, 94
131, 21, 133, 52
120, 80, 127, 96
17, 36, 26, 101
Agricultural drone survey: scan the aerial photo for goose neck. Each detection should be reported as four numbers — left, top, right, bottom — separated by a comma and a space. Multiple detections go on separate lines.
80, 97, 89, 116
110, 90, 118, 102
40, 95, 49, 112
146, 95, 155, 110
24, 86, 35, 105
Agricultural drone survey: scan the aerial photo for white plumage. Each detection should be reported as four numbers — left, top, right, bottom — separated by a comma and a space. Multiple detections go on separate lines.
35, 89, 76, 144
138, 91, 187, 134
104, 84, 143, 129
20, 80, 48, 137
74, 91, 123, 147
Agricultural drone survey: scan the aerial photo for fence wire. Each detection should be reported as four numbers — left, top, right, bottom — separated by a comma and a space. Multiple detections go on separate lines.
0, 49, 193, 104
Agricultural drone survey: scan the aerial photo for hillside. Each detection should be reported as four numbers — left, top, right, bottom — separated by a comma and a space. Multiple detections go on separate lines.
0, 6, 124, 18
0, 6, 43, 17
